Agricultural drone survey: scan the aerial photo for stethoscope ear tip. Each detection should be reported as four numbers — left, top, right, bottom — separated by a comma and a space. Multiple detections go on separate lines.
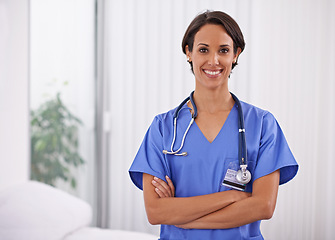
162, 150, 187, 156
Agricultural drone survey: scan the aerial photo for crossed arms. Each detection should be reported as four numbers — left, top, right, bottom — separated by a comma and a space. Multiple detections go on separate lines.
143, 170, 280, 229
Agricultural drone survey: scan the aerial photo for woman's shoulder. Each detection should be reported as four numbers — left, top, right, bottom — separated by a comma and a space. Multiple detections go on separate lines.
148, 108, 176, 131
154, 104, 190, 123
240, 101, 273, 119
240, 101, 281, 133
154, 108, 174, 122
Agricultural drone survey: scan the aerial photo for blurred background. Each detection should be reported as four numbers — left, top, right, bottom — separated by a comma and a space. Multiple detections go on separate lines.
1, 0, 334, 239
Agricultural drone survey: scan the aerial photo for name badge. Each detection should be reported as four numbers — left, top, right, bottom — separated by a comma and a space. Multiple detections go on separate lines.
222, 168, 246, 191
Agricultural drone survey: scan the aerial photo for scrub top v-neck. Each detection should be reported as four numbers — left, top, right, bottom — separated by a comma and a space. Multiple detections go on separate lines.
129, 101, 298, 240
192, 103, 235, 144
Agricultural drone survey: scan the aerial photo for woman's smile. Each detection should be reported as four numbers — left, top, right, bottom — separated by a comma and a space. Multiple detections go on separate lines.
202, 69, 223, 78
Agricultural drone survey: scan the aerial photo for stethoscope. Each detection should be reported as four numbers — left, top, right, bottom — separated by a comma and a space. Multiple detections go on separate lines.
162, 91, 251, 185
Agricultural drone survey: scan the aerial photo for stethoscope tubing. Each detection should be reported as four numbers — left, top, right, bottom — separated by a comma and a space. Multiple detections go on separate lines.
163, 91, 250, 184
230, 92, 247, 166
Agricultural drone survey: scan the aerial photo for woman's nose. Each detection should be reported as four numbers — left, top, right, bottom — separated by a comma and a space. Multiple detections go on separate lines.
208, 52, 219, 65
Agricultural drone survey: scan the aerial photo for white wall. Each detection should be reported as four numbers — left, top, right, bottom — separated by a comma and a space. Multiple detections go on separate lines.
0, 0, 29, 190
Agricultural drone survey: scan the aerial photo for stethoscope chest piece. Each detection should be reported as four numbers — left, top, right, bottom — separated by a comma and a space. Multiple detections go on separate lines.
236, 165, 251, 184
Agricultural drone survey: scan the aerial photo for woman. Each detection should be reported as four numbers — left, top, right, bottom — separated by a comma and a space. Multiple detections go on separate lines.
129, 10, 298, 240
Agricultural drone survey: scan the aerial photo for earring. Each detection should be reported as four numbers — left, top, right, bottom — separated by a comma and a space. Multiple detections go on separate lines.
187, 57, 191, 62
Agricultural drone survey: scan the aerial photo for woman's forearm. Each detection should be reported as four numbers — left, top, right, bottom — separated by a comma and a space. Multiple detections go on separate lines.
176, 194, 272, 229
146, 191, 241, 225
143, 173, 250, 225
176, 170, 280, 229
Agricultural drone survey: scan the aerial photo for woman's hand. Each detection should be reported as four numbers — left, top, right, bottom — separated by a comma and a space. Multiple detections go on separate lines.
151, 176, 175, 198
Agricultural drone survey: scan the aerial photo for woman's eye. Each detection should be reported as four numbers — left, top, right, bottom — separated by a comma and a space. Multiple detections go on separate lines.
220, 48, 229, 53
199, 48, 208, 53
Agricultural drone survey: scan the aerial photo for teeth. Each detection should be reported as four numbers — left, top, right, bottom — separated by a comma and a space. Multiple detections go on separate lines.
204, 70, 221, 75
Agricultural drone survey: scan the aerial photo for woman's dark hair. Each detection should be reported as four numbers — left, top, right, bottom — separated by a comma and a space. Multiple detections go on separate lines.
182, 10, 245, 72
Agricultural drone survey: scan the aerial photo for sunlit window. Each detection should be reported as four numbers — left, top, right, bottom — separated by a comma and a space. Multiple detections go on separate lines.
29, 0, 96, 221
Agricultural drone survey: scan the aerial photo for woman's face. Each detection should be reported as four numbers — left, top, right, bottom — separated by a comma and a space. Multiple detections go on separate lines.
186, 24, 241, 91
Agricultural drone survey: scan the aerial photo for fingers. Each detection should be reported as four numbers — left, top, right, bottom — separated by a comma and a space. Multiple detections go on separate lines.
152, 176, 172, 197
154, 186, 167, 198
151, 176, 174, 197
165, 175, 175, 197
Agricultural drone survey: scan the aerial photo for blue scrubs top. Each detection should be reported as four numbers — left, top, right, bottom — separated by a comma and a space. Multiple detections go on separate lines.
129, 101, 298, 240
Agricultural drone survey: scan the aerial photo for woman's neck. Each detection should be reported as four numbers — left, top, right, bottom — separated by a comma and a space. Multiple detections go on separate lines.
192, 86, 235, 114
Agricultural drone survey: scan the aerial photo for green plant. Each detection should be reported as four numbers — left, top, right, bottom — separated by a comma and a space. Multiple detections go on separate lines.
30, 92, 84, 189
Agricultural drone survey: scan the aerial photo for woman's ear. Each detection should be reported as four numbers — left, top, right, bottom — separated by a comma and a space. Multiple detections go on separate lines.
185, 45, 190, 55
185, 45, 191, 62
234, 47, 242, 62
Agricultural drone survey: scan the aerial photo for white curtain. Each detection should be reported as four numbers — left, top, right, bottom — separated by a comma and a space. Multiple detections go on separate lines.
103, 0, 335, 239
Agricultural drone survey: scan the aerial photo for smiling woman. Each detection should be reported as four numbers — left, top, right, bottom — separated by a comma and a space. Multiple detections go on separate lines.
102, 0, 335, 238
129, 10, 298, 240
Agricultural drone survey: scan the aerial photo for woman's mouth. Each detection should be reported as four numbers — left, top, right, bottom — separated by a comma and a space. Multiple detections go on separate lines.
203, 69, 223, 78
